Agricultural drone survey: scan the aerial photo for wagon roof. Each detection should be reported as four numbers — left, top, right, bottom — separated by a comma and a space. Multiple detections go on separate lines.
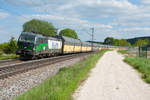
61, 36, 81, 44
81, 41, 91, 46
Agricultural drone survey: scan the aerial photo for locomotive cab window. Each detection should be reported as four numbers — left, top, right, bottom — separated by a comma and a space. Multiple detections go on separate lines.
19, 34, 35, 43
36, 37, 42, 44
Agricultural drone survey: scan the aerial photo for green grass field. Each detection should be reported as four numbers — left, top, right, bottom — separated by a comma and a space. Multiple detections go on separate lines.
0, 53, 19, 60
124, 57, 150, 83
0, 49, 19, 60
14, 50, 107, 100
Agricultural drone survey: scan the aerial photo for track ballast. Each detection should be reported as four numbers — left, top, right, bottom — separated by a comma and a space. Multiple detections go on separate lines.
0, 52, 93, 79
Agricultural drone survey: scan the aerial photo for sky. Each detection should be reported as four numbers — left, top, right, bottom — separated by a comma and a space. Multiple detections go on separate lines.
0, 0, 150, 43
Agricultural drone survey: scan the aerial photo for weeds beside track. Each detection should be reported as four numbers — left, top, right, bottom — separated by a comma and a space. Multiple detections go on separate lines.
0, 54, 19, 60
0, 53, 92, 79
14, 50, 107, 100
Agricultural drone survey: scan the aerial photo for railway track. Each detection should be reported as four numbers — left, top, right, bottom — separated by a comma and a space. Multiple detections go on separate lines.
0, 52, 93, 79
0, 59, 23, 67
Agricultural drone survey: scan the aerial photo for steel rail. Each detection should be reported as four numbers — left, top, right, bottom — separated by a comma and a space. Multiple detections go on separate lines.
0, 52, 93, 79
0, 59, 23, 67
0, 59, 18, 64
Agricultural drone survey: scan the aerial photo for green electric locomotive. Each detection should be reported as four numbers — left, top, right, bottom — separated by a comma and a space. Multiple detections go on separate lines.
16, 32, 62, 59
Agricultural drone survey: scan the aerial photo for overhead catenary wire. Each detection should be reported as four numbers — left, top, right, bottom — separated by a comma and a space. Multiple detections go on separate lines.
0, 3, 95, 42
0, 6, 30, 20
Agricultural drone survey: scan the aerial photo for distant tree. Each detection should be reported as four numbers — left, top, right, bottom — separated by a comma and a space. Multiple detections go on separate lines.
0, 43, 8, 51
134, 40, 143, 46
119, 39, 129, 46
144, 39, 149, 45
23, 19, 56, 36
59, 28, 79, 39
104, 37, 131, 46
128, 42, 131, 47
113, 39, 120, 46
104, 37, 115, 45
134, 39, 149, 47
3, 37, 17, 54
0, 51, 2, 56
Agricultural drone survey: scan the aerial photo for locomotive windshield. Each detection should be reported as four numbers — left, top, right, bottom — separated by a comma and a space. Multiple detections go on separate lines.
19, 34, 35, 43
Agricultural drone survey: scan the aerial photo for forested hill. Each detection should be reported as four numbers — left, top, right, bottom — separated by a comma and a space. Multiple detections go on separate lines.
127, 36, 150, 45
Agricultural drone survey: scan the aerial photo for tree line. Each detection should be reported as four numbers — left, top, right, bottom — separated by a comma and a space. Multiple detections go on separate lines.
0, 37, 17, 55
104, 37, 149, 47
1, 19, 150, 55
23, 19, 79, 39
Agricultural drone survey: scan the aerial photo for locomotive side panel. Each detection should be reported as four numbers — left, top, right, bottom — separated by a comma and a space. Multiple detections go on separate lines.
48, 40, 62, 50
35, 37, 48, 54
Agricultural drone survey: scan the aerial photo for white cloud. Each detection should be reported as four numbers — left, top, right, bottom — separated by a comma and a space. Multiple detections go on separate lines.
2, 0, 150, 41
142, 0, 150, 4
21, 14, 112, 29
0, 10, 10, 19
3, 0, 137, 17
119, 27, 150, 31
16, 13, 113, 42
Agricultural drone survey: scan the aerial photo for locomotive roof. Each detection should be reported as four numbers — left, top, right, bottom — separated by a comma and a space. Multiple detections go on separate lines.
21, 32, 61, 41
21, 32, 36, 36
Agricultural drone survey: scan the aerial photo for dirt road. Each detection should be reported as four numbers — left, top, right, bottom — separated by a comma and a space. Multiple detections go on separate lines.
73, 51, 150, 100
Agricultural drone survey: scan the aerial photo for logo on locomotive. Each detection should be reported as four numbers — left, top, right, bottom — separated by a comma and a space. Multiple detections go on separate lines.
52, 42, 58, 48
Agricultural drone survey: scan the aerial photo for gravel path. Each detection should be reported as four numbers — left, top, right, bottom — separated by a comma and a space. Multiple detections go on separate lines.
0, 55, 88, 100
73, 51, 150, 100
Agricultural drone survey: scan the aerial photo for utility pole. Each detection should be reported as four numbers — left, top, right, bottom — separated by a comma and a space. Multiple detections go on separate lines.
55, 28, 59, 35
91, 28, 94, 51
50, 28, 59, 36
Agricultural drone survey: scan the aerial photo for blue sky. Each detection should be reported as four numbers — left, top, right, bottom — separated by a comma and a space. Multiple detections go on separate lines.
0, 0, 150, 43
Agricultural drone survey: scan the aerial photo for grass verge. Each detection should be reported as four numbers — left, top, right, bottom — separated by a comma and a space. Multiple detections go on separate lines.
118, 50, 127, 54
124, 56, 150, 83
119, 49, 150, 84
0, 54, 19, 60
14, 50, 107, 100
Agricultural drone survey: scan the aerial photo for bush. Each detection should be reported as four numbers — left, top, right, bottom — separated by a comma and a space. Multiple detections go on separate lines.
3, 37, 17, 54
0, 51, 3, 56
0, 43, 8, 51
0, 54, 19, 60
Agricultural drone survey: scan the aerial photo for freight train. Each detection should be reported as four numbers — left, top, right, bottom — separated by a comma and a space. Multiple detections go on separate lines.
16, 32, 125, 59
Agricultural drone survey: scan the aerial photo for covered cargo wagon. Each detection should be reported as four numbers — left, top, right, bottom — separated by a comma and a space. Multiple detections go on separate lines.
61, 36, 82, 54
